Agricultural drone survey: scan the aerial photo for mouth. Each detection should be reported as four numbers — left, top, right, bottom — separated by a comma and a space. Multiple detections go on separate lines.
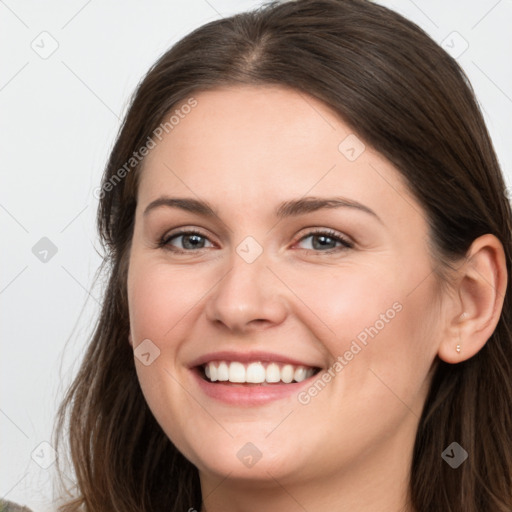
196, 360, 323, 386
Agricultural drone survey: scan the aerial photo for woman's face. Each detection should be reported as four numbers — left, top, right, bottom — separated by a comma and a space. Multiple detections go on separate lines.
127, 85, 445, 496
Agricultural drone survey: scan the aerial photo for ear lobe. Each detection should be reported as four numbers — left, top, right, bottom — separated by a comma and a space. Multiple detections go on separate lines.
437, 234, 508, 364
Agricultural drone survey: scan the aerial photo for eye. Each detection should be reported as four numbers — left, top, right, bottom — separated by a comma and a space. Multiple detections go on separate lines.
158, 228, 353, 254
295, 229, 353, 253
159, 229, 214, 253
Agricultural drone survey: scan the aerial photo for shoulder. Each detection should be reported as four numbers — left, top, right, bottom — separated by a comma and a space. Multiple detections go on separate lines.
0, 500, 34, 512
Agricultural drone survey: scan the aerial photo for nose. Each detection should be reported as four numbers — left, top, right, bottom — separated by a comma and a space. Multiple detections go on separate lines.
204, 245, 289, 334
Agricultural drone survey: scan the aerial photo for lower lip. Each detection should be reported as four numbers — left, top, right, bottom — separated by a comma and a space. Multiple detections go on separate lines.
190, 366, 321, 406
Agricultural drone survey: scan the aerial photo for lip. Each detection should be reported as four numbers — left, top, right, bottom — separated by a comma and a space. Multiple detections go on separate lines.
189, 365, 322, 406
187, 350, 321, 369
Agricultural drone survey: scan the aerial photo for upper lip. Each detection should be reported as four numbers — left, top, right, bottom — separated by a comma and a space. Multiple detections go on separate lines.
188, 350, 322, 369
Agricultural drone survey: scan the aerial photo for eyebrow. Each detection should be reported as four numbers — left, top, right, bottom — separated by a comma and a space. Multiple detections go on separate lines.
143, 196, 382, 223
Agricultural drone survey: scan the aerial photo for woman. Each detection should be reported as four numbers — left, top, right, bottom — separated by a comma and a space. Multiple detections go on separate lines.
53, 0, 512, 510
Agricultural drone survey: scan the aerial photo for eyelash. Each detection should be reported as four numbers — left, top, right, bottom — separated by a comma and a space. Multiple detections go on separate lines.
158, 228, 354, 255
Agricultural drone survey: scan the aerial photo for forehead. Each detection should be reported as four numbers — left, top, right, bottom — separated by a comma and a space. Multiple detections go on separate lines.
137, 85, 415, 225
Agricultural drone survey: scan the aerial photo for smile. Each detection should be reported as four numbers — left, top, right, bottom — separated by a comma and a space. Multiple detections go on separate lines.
201, 360, 320, 385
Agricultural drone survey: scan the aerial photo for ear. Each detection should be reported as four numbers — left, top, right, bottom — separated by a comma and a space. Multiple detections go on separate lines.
437, 234, 508, 364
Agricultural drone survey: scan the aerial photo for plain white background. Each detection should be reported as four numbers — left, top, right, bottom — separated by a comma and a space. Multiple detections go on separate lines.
1, 0, 511, 510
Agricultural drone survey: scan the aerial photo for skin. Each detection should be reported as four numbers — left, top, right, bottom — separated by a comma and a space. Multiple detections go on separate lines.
126, 85, 507, 512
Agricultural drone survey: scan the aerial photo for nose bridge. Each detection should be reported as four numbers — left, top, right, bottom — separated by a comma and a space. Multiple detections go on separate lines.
205, 237, 288, 332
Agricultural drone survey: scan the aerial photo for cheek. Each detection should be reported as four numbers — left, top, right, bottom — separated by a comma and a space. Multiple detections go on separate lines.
127, 257, 208, 339
301, 258, 438, 398
127, 257, 204, 454
285, 262, 402, 347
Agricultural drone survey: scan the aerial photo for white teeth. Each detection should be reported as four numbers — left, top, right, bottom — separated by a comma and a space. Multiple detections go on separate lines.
217, 361, 229, 381
266, 362, 281, 383
281, 364, 294, 383
209, 363, 218, 382
293, 366, 308, 382
246, 362, 266, 383
202, 361, 317, 384
228, 362, 246, 382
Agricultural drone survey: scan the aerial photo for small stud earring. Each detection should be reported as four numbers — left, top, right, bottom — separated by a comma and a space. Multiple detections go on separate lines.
456, 344, 461, 353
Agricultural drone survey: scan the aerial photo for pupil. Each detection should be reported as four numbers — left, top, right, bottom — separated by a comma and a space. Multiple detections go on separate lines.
313, 235, 334, 250
184, 234, 204, 249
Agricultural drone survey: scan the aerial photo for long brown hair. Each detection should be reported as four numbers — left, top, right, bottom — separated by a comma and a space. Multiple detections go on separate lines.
53, 0, 512, 510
